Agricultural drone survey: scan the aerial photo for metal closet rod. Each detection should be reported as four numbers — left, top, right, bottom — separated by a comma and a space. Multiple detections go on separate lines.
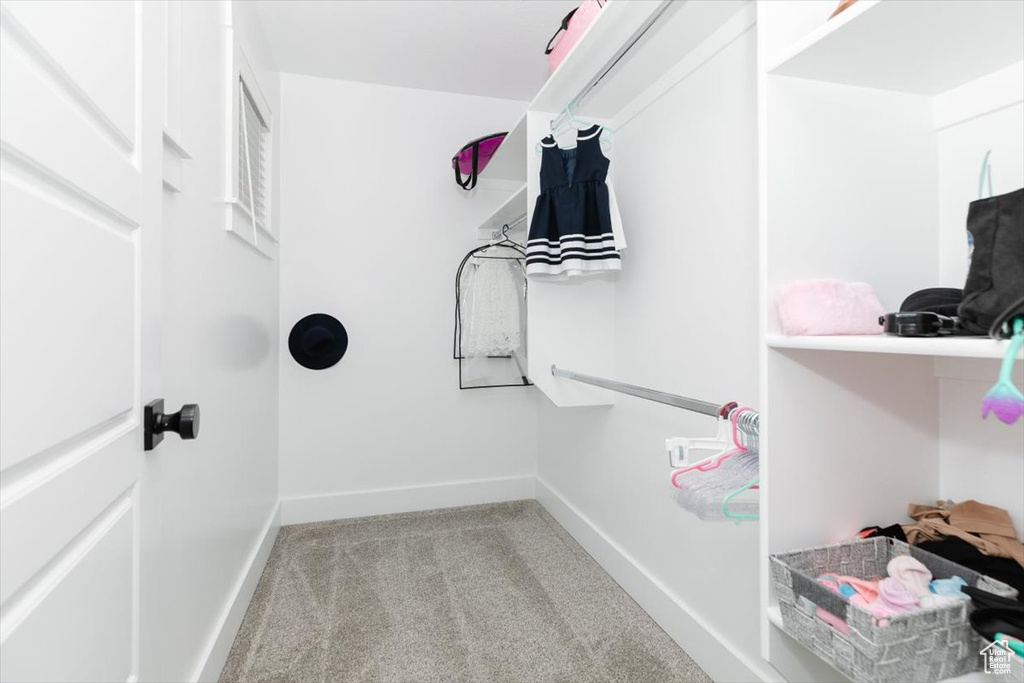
550, 365, 723, 417
490, 214, 528, 240
505, 214, 528, 230
549, 0, 676, 132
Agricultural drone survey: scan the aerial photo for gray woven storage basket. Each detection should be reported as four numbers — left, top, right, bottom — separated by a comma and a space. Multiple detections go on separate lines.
770, 537, 1018, 683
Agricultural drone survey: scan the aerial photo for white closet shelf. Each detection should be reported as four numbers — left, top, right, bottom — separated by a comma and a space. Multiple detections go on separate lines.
766, 334, 1023, 360
482, 2, 747, 182
766, 606, 1001, 682
768, 0, 1024, 96
482, 113, 526, 183
477, 183, 527, 239
529, 0, 748, 119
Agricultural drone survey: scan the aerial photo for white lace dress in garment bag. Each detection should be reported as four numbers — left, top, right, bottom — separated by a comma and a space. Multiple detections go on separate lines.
461, 256, 522, 357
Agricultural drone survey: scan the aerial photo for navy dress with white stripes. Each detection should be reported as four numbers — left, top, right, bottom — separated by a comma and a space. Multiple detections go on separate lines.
526, 125, 621, 278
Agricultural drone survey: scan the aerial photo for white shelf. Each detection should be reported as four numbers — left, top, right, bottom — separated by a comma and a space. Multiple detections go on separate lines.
767, 606, 1004, 682
529, 0, 748, 118
479, 0, 750, 187
476, 183, 527, 240
482, 113, 526, 183
766, 334, 1023, 360
529, 0, 661, 116
480, 0, 745, 179
769, 0, 1024, 96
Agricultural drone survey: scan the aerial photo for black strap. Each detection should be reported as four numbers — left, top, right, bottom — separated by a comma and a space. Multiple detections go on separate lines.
452, 131, 506, 191
454, 143, 479, 191
544, 2, 604, 55
545, 8, 577, 54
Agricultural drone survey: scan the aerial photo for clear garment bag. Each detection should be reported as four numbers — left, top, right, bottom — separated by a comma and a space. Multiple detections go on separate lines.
454, 240, 531, 390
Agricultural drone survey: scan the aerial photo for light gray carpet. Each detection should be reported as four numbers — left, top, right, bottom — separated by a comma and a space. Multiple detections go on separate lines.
220, 500, 711, 683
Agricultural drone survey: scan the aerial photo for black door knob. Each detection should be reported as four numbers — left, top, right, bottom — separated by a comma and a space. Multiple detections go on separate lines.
145, 399, 201, 451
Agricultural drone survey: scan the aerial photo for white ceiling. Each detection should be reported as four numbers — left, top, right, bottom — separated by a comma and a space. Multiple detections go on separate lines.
253, 0, 581, 101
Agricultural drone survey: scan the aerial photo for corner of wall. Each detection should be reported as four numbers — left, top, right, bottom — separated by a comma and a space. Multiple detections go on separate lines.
192, 503, 281, 683
535, 478, 781, 683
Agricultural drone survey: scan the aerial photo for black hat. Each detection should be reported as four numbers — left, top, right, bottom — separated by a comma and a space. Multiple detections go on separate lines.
288, 314, 348, 370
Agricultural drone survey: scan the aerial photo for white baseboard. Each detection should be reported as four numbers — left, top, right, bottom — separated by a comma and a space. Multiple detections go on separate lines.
279, 475, 536, 526
535, 477, 781, 683
192, 503, 281, 683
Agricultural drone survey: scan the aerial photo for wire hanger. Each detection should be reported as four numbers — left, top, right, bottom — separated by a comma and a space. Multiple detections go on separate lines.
474, 221, 527, 260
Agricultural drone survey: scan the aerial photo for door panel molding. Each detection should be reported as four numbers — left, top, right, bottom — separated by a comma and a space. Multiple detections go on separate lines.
0, 54, 141, 223
0, 177, 136, 468
0, 142, 139, 233
0, 435, 137, 606
0, 3, 136, 153
0, 492, 136, 682
0, 487, 134, 642
0, 410, 134, 510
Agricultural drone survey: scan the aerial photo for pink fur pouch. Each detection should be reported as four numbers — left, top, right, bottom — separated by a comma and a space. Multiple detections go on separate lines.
774, 279, 885, 336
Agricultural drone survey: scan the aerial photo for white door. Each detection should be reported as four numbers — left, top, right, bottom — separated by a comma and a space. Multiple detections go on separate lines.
0, 1, 165, 680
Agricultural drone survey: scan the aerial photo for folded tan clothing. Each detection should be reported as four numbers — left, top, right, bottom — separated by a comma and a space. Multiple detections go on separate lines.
903, 501, 1024, 569
951, 500, 1017, 538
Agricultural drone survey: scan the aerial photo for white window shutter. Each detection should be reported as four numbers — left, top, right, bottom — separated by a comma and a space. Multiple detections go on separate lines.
238, 78, 269, 234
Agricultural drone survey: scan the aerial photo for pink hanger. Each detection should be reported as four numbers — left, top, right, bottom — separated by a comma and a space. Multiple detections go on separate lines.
670, 407, 754, 489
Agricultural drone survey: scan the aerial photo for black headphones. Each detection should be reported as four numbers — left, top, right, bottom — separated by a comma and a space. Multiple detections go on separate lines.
880, 311, 958, 337
881, 292, 1024, 338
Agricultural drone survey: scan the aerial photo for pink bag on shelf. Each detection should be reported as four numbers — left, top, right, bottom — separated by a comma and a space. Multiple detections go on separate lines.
773, 279, 886, 336
545, 0, 605, 72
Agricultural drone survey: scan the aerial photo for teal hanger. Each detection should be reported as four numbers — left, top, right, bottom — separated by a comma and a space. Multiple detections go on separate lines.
721, 476, 759, 523
551, 103, 616, 144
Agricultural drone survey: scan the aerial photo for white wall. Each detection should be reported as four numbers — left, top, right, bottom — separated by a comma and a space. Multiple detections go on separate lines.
156, 2, 280, 680
277, 74, 539, 523
536, 28, 768, 683
935, 64, 1024, 288
934, 66, 1024, 534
